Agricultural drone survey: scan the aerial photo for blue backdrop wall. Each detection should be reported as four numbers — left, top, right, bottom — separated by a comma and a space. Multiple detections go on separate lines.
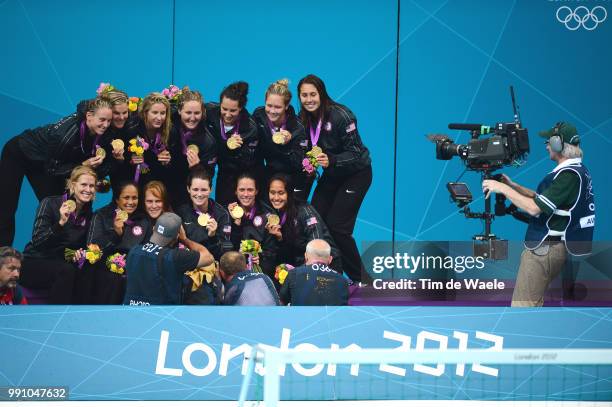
0, 0, 610, 250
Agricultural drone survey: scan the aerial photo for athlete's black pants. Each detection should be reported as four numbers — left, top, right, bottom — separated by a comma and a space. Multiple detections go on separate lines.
0, 137, 63, 246
20, 257, 79, 304
312, 165, 372, 283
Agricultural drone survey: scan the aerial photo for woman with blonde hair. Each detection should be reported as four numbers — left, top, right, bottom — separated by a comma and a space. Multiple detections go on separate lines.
19, 166, 98, 304
252, 79, 311, 202
115, 93, 173, 189
0, 97, 115, 246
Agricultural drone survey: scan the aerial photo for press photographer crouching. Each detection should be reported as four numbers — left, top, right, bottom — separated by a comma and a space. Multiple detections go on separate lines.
482, 122, 595, 307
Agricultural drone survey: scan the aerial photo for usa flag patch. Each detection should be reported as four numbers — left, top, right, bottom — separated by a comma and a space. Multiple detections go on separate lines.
223, 225, 231, 234
345, 122, 356, 133
306, 217, 318, 226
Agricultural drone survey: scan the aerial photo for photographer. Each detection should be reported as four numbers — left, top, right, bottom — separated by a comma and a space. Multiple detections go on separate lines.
482, 122, 595, 307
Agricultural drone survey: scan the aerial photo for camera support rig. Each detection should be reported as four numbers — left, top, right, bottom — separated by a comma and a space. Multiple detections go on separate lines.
432, 86, 531, 261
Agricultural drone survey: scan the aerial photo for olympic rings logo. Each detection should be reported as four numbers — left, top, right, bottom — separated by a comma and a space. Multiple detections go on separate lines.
556, 6, 607, 31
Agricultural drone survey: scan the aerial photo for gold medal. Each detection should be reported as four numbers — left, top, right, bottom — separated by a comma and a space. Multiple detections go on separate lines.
272, 132, 285, 144
96, 147, 106, 158
310, 146, 323, 157
197, 213, 211, 227
116, 209, 128, 222
227, 136, 240, 150
187, 144, 199, 154
267, 214, 280, 226
230, 206, 244, 219
64, 200, 76, 213
111, 139, 124, 151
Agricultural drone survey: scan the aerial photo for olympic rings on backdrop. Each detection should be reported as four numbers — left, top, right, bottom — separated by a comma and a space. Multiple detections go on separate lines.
556, 6, 607, 31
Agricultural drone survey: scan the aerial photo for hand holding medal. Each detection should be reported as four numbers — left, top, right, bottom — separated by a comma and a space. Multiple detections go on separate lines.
226, 134, 243, 150
228, 202, 244, 225
111, 139, 125, 160
198, 213, 218, 237
266, 214, 282, 241
186, 144, 200, 168
114, 209, 129, 235
95, 146, 106, 159
59, 199, 76, 226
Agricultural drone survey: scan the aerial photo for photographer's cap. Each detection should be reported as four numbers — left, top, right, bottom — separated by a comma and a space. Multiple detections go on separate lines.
150, 212, 181, 246
539, 122, 580, 145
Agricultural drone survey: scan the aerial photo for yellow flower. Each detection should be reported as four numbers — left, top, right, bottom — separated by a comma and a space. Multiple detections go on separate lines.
278, 269, 288, 285
128, 101, 138, 112
136, 146, 144, 155
110, 264, 117, 272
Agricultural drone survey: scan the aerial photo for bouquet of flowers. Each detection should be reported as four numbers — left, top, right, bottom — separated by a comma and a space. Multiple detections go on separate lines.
65, 244, 102, 269
302, 146, 322, 176
128, 136, 150, 181
106, 253, 127, 275
240, 239, 263, 273
96, 82, 114, 96
161, 84, 182, 102
128, 96, 141, 112
274, 263, 294, 285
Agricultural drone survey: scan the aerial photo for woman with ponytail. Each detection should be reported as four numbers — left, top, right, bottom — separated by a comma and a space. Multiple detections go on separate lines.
205, 81, 262, 206
0, 97, 115, 246
297, 74, 372, 284
252, 79, 311, 202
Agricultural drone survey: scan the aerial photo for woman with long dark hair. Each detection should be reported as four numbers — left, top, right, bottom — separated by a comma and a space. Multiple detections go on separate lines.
297, 74, 372, 283
266, 173, 342, 271
205, 81, 261, 206
86, 181, 149, 304
227, 173, 277, 279
175, 166, 233, 260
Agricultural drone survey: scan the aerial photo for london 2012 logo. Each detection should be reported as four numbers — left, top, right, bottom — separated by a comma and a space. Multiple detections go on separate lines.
556, 6, 607, 30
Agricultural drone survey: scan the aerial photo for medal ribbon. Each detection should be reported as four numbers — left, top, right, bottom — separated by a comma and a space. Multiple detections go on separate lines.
220, 117, 241, 141
181, 128, 193, 155
309, 119, 322, 147
80, 121, 101, 156
267, 115, 287, 134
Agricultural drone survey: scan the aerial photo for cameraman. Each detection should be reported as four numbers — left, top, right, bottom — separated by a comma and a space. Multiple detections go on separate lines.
482, 122, 595, 307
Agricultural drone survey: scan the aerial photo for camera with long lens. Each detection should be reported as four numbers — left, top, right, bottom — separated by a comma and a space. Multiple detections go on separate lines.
427, 86, 531, 260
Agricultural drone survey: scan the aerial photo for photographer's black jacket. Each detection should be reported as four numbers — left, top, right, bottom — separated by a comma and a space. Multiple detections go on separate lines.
16, 114, 114, 180
87, 204, 149, 254
275, 204, 341, 268
302, 103, 371, 178
251, 106, 308, 174
23, 195, 93, 260
204, 103, 261, 172
175, 199, 233, 260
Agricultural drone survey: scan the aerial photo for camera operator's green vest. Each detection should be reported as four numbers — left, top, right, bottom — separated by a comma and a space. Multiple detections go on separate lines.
525, 161, 594, 256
